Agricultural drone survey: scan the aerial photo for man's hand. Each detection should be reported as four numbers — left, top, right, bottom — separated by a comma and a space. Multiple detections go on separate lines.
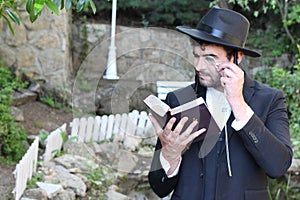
217, 61, 249, 121
149, 114, 206, 174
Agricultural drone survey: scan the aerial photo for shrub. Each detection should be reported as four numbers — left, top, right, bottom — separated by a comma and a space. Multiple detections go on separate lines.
86, 0, 210, 27
255, 59, 300, 158
0, 63, 28, 163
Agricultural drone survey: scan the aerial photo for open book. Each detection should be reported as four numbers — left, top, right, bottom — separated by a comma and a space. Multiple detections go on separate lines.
144, 94, 220, 142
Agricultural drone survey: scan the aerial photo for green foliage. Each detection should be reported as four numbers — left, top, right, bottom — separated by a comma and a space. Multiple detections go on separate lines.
78, 15, 90, 64
93, 0, 210, 27
268, 175, 300, 200
285, 4, 300, 26
38, 130, 49, 142
86, 166, 118, 192
39, 93, 60, 108
39, 91, 68, 109
247, 27, 293, 58
0, 0, 22, 34
0, 0, 96, 34
0, 62, 28, 163
255, 59, 300, 158
26, 0, 96, 22
26, 0, 59, 22
26, 171, 44, 189
50, 131, 77, 158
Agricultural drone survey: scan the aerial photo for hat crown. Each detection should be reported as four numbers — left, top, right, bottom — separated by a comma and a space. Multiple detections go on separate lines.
198, 7, 250, 46
175, 7, 261, 57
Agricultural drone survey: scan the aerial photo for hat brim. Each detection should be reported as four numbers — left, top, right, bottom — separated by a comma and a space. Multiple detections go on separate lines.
176, 26, 261, 57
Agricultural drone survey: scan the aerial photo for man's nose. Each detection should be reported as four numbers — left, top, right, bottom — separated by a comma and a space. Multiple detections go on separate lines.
194, 58, 206, 71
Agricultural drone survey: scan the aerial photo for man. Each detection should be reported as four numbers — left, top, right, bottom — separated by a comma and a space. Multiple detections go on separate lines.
148, 7, 292, 200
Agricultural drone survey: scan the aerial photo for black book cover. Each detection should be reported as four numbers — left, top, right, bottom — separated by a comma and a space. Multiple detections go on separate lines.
144, 95, 220, 142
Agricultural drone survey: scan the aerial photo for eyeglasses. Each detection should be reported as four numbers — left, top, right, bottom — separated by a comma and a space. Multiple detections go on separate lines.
193, 54, 219, 70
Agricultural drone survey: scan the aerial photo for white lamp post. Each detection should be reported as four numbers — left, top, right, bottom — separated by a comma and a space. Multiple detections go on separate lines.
104, 0, 119, 79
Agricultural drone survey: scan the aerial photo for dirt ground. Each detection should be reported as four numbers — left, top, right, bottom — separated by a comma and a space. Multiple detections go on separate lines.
0, 101, 73, 199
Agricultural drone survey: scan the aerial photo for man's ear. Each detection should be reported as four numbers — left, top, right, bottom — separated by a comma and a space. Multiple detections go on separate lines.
237, 51, 244, 64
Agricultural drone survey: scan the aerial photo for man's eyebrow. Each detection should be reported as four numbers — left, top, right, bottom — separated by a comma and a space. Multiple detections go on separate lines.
192, 51, 199, 56
192, 52, 216, 58
203, 53, 217, 58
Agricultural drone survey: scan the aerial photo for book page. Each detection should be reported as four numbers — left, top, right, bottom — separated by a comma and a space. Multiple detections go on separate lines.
143, 95, 170, 117
170, 97, 205, 115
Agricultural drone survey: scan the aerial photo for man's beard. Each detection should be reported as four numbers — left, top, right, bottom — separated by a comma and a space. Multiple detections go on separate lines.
196, 71, 222, 89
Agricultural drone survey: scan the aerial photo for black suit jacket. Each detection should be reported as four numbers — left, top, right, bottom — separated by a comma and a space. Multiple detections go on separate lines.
148, 74, 292, 200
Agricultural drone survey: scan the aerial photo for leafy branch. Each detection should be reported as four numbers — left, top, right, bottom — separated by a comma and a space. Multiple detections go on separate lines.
0, 0, 96, 34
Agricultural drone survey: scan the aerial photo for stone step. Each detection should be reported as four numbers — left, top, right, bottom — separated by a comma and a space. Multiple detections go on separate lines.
12, 89, 37, 106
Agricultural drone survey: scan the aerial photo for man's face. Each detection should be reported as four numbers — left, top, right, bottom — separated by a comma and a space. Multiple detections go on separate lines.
193, 44, 229, 91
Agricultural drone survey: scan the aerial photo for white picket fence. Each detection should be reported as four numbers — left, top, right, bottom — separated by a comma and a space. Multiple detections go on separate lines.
13, 110, 155, 199
13, 137, 39, 200
13, 124, 66, 200
43, 123, 67, 162
70, 110, 154, 142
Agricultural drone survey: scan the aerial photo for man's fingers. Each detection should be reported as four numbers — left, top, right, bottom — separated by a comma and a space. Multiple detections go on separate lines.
164, 117, 177, 133
148, 113, 164, 135
172, 117, 188, 137
185, 128, 207, 150
180, 119, 206, 141
195, 128, 207, 136
180, 119, 198, 139
149, 113, 207, 149
148, 113, 176, 137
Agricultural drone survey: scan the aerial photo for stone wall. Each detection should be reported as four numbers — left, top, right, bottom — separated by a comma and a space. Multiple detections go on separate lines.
72, 23, 195, 80
71, 23, 196, 115
0, 8, 71, 94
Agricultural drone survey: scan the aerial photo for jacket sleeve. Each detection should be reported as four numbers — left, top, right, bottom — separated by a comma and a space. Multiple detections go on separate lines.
148, 139, 179, 197
148, 92, 181, 197
237, 90, 293, 178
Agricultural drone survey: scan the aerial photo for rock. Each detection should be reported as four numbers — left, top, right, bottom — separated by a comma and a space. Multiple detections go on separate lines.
10, 106, 24, 121
64, 141, 96, 161
12, 89, 37, 106
123, 135, 142, 152
288, 159, 300, 174
50, 188, 76, 200
23, 141, 157, 199
22, 188, 47, 200
54, 154, 99, 173
286, 159, 300, 188
36, 182, 63, 198
44, 165, 87, 197
128, 190, 162, 200
28, 82, 43, 94
117, 150, 139, 173
92, 142, 120, 164
137, 146, 155, 157
142, 128, 157, 146
105, 189, 130, 200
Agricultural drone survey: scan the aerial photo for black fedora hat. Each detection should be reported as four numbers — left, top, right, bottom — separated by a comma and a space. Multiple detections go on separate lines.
176, 7, 261, 57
